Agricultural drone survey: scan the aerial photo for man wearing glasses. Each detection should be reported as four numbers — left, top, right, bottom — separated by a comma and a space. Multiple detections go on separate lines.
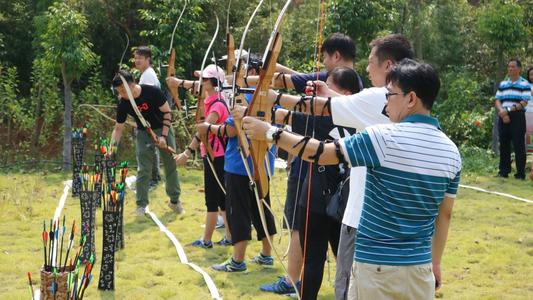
240, 59, 461, 300
262, 34, 415, 299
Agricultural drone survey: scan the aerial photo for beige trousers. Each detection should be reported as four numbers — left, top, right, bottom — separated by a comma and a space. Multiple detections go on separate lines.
347, 261, 435, 300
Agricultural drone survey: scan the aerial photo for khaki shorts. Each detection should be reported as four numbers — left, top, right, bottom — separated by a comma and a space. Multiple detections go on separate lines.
347, 261, 435, 300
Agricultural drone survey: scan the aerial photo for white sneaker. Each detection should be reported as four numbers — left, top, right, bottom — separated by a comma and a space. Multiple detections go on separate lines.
136, 206, 146, 216
167, 201, 184, 214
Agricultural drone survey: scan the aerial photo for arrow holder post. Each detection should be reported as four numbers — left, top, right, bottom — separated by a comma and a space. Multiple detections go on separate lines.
94, 153, 104, 208
72, 136, 85, 197
79, 191, 96, 263
98, 210, 120, 290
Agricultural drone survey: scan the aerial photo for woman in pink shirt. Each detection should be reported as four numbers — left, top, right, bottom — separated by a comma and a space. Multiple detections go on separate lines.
176, 64, 231, 247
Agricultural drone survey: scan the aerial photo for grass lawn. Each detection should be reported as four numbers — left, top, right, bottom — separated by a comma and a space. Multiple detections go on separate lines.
0, 168, 532, 299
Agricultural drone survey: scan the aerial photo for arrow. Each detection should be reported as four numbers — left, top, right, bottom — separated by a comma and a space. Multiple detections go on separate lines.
59, 216, 66, 271
48, 219, 53, 268
63, 220, 75, 271
42, 221, 48, 270
27, 272, 34, 300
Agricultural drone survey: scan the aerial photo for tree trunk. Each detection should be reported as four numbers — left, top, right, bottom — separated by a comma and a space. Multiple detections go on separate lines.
411, 0, 423, 59
31, 86, 44, 159
491, 50, 505, 155
62, 65, 73, 171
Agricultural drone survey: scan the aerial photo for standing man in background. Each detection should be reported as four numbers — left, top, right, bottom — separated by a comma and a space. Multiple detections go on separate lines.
134, 46, 162, 188
494, 58, 530, 180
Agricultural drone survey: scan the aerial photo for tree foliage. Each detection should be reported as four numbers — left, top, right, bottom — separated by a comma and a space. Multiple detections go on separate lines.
0, 0, 532, 166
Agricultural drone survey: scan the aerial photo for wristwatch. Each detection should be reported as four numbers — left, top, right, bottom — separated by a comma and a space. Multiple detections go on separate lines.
265, 126, 278, 143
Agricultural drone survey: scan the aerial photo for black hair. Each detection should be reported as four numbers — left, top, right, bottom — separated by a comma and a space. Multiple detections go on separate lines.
369, 34, 414, 64
206, 77, 219, 88
112, 70, 134, 87
508, 58, 522, 68
328, 67, 361, 94
247, 53, 262, 73
386, 59, 440, 110
135, 46, 152, 64
321, 33, 356, 61
527, 66, 533, 84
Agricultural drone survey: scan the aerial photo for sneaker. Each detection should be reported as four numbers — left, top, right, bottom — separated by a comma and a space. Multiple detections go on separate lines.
250, 253, 274, 266
215, 237, 232, 246
167, 201, 184, 214
286, 281, 302, 298
259, 276, 295, 294
211, 257, 247, 272
136, 206, 146, 216
495, 173, 508, 178
191, 239, 213, 249
149, 181, 158, 191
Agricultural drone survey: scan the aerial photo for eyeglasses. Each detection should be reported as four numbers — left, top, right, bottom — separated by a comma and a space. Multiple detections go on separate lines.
385, 92, 406, 100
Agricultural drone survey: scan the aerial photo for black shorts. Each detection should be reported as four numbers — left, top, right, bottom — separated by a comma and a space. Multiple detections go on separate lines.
283, 175, 305, 230
225, 173, 277, 244
204, 156, 226, 212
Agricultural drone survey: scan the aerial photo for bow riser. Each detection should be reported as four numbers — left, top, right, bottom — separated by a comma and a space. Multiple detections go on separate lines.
248, 33, 283, 199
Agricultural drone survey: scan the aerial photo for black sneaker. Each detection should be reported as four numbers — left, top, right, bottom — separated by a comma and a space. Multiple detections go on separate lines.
495, 173, 508, 178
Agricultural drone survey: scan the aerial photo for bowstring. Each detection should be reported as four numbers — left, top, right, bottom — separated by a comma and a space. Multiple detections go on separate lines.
300, 0, 326, 298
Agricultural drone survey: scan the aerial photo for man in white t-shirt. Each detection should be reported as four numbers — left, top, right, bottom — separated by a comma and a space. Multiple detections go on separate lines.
135, 46, 162, 188
266, 34, 414, 299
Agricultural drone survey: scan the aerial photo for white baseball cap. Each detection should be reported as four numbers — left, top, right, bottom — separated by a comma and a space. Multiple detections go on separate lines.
201, 64, 225, 82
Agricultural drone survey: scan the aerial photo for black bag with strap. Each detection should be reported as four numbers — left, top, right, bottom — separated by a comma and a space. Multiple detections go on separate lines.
325, 125, 352, 222
326, 172, 350, 222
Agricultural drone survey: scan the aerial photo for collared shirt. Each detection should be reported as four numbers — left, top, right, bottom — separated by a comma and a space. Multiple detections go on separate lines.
340, 114, 462, 266
495, 76, 530, 108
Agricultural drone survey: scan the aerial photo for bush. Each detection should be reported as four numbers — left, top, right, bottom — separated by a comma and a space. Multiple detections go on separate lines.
433, 69, 493, 149
460, 146, 498, 175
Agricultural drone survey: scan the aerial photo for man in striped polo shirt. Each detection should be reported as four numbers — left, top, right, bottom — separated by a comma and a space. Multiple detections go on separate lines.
495, 58, 530, 180
241, 59, 461, 299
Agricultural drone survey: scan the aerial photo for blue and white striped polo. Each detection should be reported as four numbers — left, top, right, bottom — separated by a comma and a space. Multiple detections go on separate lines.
340, 114, 462, 266
495, 76, 531, 108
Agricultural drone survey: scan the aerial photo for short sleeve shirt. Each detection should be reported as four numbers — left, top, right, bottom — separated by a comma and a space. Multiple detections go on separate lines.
200, 93, 229, 158
495, 76, 531, 108
339, 114, 462, 265
116, 85, 166, 130
139, 67, 161, 88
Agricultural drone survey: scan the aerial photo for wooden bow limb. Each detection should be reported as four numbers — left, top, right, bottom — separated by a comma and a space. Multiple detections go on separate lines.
166, 49, 183, 111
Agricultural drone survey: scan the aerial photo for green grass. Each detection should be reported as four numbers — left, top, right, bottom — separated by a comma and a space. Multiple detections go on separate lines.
0, 168, 532, 299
